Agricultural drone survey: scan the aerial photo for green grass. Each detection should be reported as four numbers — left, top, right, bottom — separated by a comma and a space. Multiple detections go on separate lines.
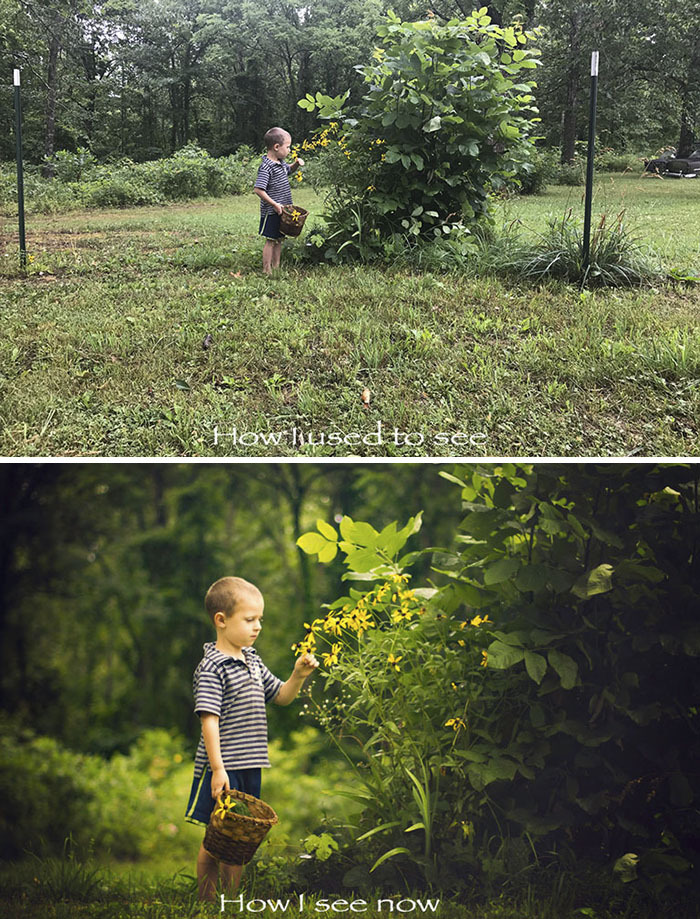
0, 178, 698, 457
2, 856, 698, 919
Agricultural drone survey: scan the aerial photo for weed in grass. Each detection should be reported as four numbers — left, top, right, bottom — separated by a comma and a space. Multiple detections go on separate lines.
23, 837, 108, 904
498, 210, 660, 288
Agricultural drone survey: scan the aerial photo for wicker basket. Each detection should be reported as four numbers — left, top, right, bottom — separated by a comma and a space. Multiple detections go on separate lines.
203, 788, 278, 865
279, 204, 309, 237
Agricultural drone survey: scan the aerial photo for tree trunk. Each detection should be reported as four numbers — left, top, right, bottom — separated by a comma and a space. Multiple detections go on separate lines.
677, 38, 699, 156
561, 9, 582, 164
42, 32, 60, 176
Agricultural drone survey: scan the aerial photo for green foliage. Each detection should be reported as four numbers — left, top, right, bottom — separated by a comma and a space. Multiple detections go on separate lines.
298, 10, 541, 261
0, 146, 256, 215
594, 150, 646, 173
44, 148, 98, 183
0, 719, 193, 860
297, 466, 700, 895
501, 210, 660, 287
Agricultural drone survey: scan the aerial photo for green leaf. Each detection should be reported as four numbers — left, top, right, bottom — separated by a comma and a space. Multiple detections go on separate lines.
487, 639, 525, 669
297, 532, 329, 555
317, 541, 338, 564
316, 519, 338, 542
516, 564, 548, 591
572, 564, 614, 599
369, 847, 412, 872
547, 650, 578, 689
483, 557, 519, 585
524, 651, 547, 684
339, 517, 379, 547
356, 820, 402, 841
424, 116, 441, 132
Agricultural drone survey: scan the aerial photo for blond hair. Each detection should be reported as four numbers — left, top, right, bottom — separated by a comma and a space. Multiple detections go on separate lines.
204, 576, 262, 622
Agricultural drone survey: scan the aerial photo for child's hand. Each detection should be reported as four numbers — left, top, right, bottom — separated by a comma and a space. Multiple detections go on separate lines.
294, 652, 319, 677
273, 202, 283, 215
211, 767, 230, 799
295, 157, 305, 168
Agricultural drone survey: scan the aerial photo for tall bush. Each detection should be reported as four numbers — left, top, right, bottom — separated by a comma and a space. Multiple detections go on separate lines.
298, 10, 541, 261
296, 465, 700, 896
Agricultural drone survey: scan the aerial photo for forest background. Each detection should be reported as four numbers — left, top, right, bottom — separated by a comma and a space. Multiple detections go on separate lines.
1, 462, 699, 919
0, 0, 698, 170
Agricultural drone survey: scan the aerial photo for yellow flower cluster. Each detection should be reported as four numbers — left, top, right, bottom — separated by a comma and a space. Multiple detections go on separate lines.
458, 614, 491, 629
291, 574, 425, 668
294, 124, 386, 163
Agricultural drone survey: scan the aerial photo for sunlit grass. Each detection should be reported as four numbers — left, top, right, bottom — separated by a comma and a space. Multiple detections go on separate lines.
0, 181, 698, 458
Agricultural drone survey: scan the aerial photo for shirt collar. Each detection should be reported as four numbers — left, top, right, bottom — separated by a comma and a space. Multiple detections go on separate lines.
203, 641, 255, 666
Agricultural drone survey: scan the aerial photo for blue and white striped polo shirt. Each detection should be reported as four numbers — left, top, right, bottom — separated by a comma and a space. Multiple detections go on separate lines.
192, 642, 283, 778
254, 155, 293, 216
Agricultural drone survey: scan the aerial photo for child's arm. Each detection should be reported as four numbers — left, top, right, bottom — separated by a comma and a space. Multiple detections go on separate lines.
273, 652, 318, 706
254, 188, 283, 215
288, 157, 305, 174
200, 713, 230, 798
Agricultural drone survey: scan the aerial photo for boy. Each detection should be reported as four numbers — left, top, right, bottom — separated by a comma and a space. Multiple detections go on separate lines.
185, 575, 318, 902
254, 127, 304, 274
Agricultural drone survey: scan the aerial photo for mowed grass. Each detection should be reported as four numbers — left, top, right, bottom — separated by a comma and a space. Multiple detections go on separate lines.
0, 176, 699, 457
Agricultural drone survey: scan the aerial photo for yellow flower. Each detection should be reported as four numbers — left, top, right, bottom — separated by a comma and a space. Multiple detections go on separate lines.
457, 639, 466, 647
470, 615, 491, 627
214, 793, 237, 819
387, 653, 403, 672
291, 631, 316, 655
322, 643, 341, 667
445, 717, 466, 731
480, 650, 488, 668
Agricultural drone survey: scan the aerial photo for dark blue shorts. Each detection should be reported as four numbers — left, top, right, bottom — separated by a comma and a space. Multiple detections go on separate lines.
259, 212, 284, 240
184, 767, 262, 827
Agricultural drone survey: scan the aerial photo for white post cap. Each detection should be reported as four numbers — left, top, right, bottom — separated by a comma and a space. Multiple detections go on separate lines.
591, 51, 599, 77
13, 69, 21, 86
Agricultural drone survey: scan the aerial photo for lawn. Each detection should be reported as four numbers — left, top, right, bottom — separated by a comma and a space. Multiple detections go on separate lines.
2, 856, 698, 919
0, 175, 698, 457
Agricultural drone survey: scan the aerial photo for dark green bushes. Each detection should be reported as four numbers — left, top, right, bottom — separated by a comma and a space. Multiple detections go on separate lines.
0, 144, 257, 214
296, 466, 700, 900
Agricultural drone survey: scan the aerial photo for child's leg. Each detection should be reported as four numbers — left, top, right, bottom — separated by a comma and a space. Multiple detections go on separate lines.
271, 239, 282, 269
262, 239, 276, 274
196, 842, 219, 901
220, 862, 244, 896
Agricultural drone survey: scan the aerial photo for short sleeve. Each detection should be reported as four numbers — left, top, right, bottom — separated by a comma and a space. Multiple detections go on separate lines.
254, 161, 271, 191
259, 658, 283, 703
193, 664, 223, 716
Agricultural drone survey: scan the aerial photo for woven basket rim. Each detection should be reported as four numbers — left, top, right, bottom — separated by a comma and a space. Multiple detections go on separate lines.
281, 204, 309, 216
213, 787, 279, 827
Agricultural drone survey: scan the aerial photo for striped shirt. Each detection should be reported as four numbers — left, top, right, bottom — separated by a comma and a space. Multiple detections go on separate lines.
192, 642, 283, 778
254, 155, 292, 216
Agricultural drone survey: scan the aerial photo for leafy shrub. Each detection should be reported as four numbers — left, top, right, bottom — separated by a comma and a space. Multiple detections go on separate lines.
514, 148, 558, 195
0, 144, 256, 215
0, 719, 193, 860
295, 466, 700, 896
84, 174, 164, 208
551, 159, 584, 185
298, 10, 541, 261
595, 149, 645, 173
44, 147, 98, 182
